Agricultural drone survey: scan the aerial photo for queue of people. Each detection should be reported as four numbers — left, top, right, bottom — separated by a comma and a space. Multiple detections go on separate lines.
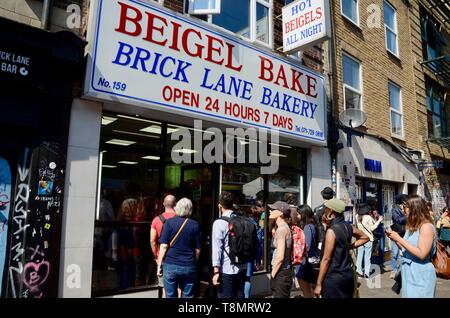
97, 187, 448, 299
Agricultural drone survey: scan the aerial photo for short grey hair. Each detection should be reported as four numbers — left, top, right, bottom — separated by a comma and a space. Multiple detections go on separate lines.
175, 198, 193, 217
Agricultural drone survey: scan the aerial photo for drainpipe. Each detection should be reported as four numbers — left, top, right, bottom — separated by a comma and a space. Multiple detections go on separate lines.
327, 0, 338, 194
41, 0, 54, 30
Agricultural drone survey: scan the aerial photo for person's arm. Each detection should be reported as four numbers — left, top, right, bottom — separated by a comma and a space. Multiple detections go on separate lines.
386, 223, 435, 260
195, 224, 201, 261
351, 226, 369, 249
436, 219, 442, 229
157, 244, 168, 276
271, 227, 288, 278
314, 229, 336, 297
211, 221, 223, 285
150, 226, 158, 258
368, 216, 383, 232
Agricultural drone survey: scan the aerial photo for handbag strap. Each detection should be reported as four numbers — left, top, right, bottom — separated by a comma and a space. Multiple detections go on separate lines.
170, 218, 189, 247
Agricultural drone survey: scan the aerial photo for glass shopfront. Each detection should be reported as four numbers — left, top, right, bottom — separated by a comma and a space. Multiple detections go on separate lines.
91, 112, 307, 296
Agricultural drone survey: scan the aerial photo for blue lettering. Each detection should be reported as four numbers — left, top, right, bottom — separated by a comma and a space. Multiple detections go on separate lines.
241, 81, 253, 101
131, 47, 151, 72
173, 60, 192, 83
148, 52, 162, 74
112, 41, 133, 66
310, 103, 318, 119
300, 100, 310, 117
261, 87, 272, 105
159, 56, 176, 78
200, 68, 214, 89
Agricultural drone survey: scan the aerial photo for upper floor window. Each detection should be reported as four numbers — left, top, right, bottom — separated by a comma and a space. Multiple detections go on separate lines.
341, 0, 359, 26
426, 78, 447, 139
342, 53, 362, 110
420, 6, 446, 61
192, 0, 272, 47
188, 0, 221, 14
384, 1, 398, 57
388, 82, 403, 137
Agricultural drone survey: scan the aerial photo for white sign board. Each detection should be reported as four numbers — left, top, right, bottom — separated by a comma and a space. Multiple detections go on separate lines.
85, 0, 326, 145
282, 0, 331, 53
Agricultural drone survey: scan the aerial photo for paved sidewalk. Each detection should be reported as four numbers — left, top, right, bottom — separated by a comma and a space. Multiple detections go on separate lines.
358, 270, 450, 298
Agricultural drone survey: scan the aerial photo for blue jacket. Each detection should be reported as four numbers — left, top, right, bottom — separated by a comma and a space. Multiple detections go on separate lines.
392, 206, 406, 225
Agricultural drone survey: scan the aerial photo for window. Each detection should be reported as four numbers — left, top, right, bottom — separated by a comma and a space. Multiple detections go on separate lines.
342, 53, 362, 110
209, 0, 272, 46
188, 0, 221, 14
384, 1, 398, 56
341, 0, 359, 26
420, 6, 446, 61
389, 82, 403, 137
426, 78, 447, 139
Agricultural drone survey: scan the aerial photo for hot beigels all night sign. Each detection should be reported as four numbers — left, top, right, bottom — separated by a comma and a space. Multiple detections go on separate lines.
84, 0, 326, 144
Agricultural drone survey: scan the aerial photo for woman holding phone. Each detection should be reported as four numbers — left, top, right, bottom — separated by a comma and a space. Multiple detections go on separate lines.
385, 195, 437, 298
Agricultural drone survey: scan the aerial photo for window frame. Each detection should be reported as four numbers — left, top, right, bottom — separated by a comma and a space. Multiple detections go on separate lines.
188, 0, 222, 15
384, 1, 399, 57
190, 0, 273, 48
425, 78, 447, 139
342, 52, 363, 111
388, 81, 404, 138
341, 0, 360, 27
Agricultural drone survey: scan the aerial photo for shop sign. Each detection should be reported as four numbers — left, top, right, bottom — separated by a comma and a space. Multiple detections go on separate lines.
364, 159, 382, 173
84, 0, 326, 145
282, 0, 331, 53
0, 49, 31, 78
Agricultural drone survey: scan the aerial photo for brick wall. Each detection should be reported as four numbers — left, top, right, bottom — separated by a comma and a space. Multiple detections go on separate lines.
329, 0, 420, 151
409, 1, 450, 203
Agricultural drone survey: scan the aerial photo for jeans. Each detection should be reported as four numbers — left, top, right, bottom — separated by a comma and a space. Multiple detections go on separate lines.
218, 270, 246, 298
244, 262, 254, 298
356, 241, 373, 276
391, 241, 400, 273
163, 263, 197, 298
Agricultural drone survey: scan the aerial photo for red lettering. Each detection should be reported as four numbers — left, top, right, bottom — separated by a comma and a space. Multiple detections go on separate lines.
182, 28, 204, 57
274, 66, 289, 89
225, 43, 243, 72
168, 21, 182, 51
205, 35, 224, 66
307, 75, 318, 98
316, 7, 323, 19
258, 56, 274, 82
143, 12, 168, 46
115, 2, 143, 37
291, 69, 305, 94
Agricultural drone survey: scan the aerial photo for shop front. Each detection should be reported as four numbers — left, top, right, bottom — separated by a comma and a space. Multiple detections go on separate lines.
336, 128, 420, 262
0, 18, 86, 298
59, 0, 329, 297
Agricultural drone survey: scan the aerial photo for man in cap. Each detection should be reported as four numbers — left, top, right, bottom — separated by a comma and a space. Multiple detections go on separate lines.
313, 187, 335, 251
268, 201, 294, 298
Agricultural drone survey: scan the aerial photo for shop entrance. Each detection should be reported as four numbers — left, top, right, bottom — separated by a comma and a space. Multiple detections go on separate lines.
179, 164, 218, 296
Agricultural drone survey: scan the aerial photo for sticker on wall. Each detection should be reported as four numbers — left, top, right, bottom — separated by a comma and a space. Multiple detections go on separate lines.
49, 162, 56, 170
38, 180, 53, 196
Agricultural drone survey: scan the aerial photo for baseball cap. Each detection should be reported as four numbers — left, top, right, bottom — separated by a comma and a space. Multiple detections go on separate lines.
323, 198, 346, 214
268, 201, 291, 219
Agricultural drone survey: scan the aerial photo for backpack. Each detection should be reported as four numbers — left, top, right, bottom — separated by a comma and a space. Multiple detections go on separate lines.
291, 225, 306, 265
220, 214, 258, 265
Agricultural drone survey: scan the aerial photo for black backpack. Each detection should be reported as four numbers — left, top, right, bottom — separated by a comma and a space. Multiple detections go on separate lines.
220, 213, 258, 265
